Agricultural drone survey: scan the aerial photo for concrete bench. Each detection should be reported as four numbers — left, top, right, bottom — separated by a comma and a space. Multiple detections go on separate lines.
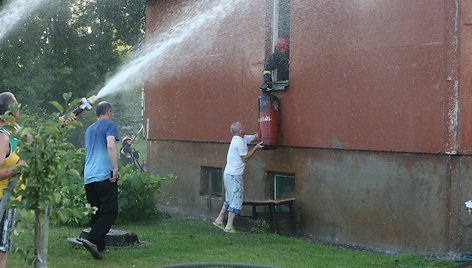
242, 198, 296, 234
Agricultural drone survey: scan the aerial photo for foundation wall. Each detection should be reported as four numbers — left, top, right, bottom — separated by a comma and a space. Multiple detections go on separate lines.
149, 140, 472, 254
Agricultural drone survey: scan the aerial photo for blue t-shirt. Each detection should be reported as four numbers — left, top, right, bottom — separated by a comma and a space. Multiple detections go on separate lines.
84, 119, 120, 185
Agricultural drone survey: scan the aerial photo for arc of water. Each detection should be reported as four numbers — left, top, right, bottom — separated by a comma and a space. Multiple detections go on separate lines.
0, 0, 48, 43
96, 0, 245, 99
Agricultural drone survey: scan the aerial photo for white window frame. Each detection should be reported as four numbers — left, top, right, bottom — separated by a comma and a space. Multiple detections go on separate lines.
270, 0, 290, 90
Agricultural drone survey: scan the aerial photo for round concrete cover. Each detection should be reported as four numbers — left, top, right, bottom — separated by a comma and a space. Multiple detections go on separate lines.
68, 228, 140, 247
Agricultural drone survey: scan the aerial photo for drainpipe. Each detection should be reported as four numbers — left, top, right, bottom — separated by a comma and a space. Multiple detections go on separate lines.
444, 0, 460, 253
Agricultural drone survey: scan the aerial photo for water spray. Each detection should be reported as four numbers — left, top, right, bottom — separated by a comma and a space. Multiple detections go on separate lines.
94, 0, 246, 99
0, 0, 48, 43
59, 95, 98, 125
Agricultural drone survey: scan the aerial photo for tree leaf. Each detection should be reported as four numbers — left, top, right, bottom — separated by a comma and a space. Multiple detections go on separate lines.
62, 92, 72, 103
49, 101, 64, 114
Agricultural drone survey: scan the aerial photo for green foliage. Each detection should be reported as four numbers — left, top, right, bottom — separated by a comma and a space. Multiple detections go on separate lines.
117, 164, 176, 223
12, 97, 175, 228
6, 98, 172, 266
45, 148, 94, 227
13, 210, 41, 266
46, 158, 176, 226
1, 101, 93, 266
11, 113, 93, 225
249, 220, 272, 234
0, 0, 146, 145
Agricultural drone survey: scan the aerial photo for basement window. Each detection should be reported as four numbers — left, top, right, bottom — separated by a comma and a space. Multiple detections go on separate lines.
266, 172, 295, 212
274, 173, 295, 200
200, 166, 223, 197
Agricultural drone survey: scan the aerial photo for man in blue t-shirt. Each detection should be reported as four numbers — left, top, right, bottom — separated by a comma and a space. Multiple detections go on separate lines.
81, 101, 120, 260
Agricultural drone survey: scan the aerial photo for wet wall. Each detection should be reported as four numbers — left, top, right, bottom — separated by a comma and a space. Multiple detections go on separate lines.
288, 0, 455, 153
145, 0, 464, 154
144, 0, 264, 144
459, 0, 472, 153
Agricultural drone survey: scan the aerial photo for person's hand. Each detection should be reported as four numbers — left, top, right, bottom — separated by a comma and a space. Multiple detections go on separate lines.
65, 114, 77, 125
255, 141, 264, 150
16, 159, 27, 167
13, 160, 27, 176
109, 169, 120, 183
68, 114, 77, 122
259, 82, 272, 92
59, 114, 77, 127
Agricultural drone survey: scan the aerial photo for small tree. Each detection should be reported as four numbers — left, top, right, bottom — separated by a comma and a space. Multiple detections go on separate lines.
5, 97, 174, 267
10, 99, 93, 268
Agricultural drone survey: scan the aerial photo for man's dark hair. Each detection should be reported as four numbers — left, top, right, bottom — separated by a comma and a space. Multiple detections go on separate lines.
96, 101, 112, 117
0, 92, 16, 115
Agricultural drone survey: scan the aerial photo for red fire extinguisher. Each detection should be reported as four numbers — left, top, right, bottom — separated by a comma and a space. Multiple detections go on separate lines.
258, 93, 280, 150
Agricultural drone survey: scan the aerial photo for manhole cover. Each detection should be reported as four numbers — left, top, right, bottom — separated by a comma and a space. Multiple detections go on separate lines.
68, 228, 140, 247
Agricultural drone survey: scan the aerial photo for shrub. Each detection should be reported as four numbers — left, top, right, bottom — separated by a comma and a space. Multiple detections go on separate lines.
117, 165, 175, 223
53, 163, 175, 226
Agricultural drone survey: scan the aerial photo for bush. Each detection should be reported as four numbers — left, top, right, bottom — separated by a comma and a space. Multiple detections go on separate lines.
13, 116, 93, 227
117, 165, 175, 223
49, 148, 91, 226
53, 163, 175, 226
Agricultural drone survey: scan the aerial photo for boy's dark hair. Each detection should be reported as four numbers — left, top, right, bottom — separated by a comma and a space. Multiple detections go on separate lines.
96, 101, 112, 116
0, 92, 16, 115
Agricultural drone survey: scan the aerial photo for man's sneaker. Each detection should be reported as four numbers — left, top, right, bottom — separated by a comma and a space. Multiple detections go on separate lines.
223, 227, 238, 233
82, 239, 103, 259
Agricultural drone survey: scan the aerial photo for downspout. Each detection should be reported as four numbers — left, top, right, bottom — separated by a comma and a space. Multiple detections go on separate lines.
444, 0, 459, 156
444, 0, 460, 253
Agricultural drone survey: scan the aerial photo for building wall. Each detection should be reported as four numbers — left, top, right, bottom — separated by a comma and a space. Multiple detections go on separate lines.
149, 140, 472, 254
459, 0, 472, 153
144, 0, 472, 254
288, 0, 455, 153
144, 0, 265, 143
145, 0, 463, 154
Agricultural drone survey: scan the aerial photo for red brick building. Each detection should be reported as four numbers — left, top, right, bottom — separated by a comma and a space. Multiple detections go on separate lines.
144, 0, 472, 255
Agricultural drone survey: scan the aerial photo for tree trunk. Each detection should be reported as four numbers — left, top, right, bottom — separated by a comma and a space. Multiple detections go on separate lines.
34, 207, 49, 268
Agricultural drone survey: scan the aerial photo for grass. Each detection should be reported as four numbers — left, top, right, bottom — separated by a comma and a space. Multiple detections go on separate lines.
8, 213, 455, 268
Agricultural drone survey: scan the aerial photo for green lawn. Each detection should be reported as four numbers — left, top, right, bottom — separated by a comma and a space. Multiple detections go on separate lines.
9, 214, 455, 268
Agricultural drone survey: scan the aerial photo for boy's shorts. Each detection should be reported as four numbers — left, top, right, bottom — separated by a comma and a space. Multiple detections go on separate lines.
0, 208, 16, 252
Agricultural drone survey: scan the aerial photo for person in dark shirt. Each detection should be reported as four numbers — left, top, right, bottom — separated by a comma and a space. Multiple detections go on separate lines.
120, 136, 141, 170
260, 35, 290, 92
